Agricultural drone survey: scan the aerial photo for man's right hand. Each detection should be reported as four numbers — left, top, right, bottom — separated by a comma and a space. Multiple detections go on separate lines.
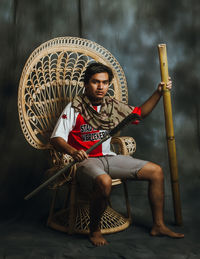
50, 137, 88, 162
71, 149, 88, 162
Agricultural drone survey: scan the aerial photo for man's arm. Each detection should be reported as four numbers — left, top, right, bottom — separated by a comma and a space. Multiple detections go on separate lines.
140, 78, 172, 118
50, 137, 88, 162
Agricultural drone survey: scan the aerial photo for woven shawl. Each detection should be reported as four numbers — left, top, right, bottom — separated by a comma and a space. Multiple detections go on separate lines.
71, 94, 134, 130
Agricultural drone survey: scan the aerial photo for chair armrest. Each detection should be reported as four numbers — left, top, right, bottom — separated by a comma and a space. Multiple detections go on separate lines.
49, 148, 73, 167
111, 136, 136, 156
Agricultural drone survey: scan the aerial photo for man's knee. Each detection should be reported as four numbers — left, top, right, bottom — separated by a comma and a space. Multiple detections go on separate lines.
139, 162, 164, 181
151, 164, 164, 181
94, 174, 112, 197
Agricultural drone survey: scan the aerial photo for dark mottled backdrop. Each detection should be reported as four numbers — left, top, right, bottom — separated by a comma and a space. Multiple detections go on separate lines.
0, 0, 200, 257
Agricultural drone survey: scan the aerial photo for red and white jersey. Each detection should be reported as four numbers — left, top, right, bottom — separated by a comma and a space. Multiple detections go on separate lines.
51, 102, 141, 157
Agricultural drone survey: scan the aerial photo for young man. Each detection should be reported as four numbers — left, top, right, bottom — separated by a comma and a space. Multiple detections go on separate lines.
50, 63, 184, 246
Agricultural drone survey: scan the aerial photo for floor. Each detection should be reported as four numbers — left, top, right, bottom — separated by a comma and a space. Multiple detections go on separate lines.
0, 185, 199, 259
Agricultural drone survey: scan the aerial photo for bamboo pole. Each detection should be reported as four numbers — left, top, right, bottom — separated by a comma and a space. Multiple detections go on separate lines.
158, 44, 182, 225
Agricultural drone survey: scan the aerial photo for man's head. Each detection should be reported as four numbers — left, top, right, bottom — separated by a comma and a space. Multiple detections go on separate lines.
84, 62, 114, 85
83, 63, 114, 104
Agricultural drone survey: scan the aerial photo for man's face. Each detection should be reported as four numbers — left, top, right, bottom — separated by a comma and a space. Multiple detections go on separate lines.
85, 72, 110, 103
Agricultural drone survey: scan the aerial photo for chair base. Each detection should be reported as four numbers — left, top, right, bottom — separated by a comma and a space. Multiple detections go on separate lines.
47, 203, 131, 235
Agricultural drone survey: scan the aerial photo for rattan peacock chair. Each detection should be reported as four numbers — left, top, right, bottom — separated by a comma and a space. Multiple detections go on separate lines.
18, 37, 137, 235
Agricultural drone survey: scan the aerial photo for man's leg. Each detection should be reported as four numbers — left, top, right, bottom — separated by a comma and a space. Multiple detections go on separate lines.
136, 162, 184, 238
76, 158, 112, 246
89, 174, 112, 246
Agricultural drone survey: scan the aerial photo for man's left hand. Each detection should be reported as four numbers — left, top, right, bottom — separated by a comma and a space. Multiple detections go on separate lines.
157, 77, 172, 94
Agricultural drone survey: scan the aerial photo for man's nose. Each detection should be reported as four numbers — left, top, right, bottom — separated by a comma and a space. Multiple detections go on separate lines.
98, 82, 103, 89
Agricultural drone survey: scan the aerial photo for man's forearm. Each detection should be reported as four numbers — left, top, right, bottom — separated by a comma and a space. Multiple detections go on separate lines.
50, 137, 88, 162
140, 90, 162, 118
50, 137, 77, 156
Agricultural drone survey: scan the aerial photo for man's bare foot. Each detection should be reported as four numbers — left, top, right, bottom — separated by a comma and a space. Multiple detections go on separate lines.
150, 224, 184, 238
89, 230, 108, 246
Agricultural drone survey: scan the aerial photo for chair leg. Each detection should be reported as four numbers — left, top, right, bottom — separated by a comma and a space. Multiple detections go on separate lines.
108, 198, 112, 208
67, 178, 77, 234
63, 185, 70, 209
123, 181, 132, 221
47, 188, 58, 226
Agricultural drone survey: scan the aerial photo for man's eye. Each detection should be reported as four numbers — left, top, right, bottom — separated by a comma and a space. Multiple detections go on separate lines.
92, 80, 98, 83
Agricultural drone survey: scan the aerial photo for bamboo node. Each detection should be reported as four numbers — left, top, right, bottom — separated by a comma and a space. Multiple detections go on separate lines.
166, 136, 175, 141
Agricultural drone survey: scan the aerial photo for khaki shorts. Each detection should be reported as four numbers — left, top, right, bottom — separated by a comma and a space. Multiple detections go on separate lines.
76, 155, 148, 192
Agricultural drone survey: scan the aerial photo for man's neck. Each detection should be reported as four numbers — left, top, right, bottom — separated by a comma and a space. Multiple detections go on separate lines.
87, 96, 103, 106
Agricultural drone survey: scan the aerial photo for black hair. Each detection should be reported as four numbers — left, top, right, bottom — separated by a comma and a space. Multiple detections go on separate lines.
83, 62, 114, 85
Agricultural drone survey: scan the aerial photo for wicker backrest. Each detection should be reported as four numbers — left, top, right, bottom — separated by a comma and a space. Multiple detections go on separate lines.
18, 37, 128, 149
